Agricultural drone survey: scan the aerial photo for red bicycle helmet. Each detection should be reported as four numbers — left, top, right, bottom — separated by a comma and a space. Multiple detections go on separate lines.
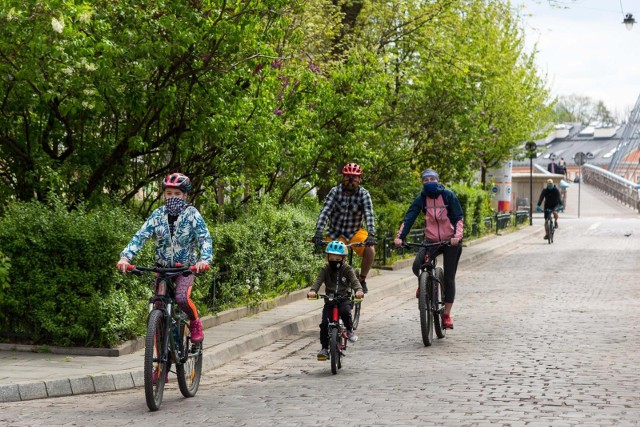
162, 173, 192, 193
342, 163, 363, 176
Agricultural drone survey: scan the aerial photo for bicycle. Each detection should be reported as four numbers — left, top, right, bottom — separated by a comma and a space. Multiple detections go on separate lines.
311, 240, 366, 330
126, 264, 208, 411
308, 293, 362, 375
402, 241, 449, 346
544, 208, 555, 244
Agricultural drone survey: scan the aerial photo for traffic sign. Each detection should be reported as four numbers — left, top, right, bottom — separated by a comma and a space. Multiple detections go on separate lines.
574, 152, 587, 166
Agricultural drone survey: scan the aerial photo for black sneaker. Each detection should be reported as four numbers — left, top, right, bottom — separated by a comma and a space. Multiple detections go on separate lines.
360, 281, 368, 294
554, 221, 558, 229
543, 235, 548, 240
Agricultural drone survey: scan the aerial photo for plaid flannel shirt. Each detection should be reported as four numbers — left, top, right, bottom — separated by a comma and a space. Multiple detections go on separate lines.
315, 184, 375, 240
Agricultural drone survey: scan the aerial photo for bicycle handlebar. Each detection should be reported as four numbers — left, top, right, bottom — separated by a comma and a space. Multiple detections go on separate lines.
307, 294, 363, 303
308, 240, 366, 247
126, 264, 210, 276
401, 240, 452, 249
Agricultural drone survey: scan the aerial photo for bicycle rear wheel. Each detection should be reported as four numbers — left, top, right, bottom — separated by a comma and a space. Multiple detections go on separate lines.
176, 317, 203, 398
144, 310, 167, 411
418, 271, 433, 346
329, 328, 340, 375
351, 301, 361, 331
433, 267, 446, 339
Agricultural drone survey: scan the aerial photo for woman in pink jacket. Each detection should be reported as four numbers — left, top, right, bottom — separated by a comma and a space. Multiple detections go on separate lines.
394, 169, 464, 329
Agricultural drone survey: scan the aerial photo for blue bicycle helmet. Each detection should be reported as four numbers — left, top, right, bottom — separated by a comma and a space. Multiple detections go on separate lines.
325, 240, 347, 256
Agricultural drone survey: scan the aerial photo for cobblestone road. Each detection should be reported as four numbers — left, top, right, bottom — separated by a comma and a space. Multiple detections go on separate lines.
1, 215, 639, 426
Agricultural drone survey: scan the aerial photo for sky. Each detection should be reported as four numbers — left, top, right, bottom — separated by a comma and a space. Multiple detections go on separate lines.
513, 0, 640, 120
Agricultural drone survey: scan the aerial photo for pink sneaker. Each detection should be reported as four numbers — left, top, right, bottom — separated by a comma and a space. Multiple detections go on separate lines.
152, 367, 168, 384
190, 318, 204, 343
442, 313, 454, 329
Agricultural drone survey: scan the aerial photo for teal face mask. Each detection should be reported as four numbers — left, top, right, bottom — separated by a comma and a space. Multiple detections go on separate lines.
547, 185, 553, 190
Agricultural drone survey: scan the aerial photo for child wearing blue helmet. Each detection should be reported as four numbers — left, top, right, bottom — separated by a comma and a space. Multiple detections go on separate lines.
307, 240, 364, 361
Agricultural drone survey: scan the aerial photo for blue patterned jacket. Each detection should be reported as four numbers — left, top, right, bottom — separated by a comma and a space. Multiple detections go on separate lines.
120, 205, 213, 267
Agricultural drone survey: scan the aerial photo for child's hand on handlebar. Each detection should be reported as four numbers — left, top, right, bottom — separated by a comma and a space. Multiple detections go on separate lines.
393, 238, 403, 247
116, 257, 130, 273
307, 290, 317, 299
355, 290, 364, 299
194, 260, 210, 273
450, 238, 460, 246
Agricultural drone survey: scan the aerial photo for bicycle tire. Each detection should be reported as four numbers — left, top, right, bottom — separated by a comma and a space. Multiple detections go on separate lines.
433, 267, 446, 339
176, 318, 202, 398
352, 301, 361, 331
330, 328, 339, 375
144, 310, 167, 411
418, 271, 433, 346
545, 219, 553, 244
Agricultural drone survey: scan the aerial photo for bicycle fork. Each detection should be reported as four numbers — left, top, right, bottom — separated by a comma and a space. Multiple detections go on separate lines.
329, 306, 346, 355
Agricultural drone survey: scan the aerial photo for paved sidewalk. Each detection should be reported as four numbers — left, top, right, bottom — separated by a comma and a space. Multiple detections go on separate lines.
0, 223, 542, 403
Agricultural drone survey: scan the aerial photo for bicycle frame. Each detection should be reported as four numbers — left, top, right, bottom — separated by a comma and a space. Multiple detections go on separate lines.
419, 256, 444, 315
149, 277, 191, 366
325, 295, 348, 353
544, 208, 555, 244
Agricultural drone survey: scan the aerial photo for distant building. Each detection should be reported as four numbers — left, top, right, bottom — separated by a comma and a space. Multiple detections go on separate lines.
512, 122, 639, 183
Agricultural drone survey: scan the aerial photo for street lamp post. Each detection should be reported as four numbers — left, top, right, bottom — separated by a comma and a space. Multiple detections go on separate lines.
574, 152, 587, 218
525, 141, 537, 226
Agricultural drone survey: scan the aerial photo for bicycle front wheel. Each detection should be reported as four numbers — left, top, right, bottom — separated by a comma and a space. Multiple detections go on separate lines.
176, 317, 203, 398
545, 219, 553, 244
329, 328, 340, 375
433, 267, 446, 339
418, 271, 433, 346
352, 301, 361, 331
144, 310, 167, 411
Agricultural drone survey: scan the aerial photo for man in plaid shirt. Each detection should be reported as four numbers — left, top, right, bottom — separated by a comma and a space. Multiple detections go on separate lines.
313, 163, 376, 292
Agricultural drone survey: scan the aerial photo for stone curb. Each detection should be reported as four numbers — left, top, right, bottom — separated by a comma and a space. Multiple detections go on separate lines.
0, 271, 414, 403
0, 226, 540, 402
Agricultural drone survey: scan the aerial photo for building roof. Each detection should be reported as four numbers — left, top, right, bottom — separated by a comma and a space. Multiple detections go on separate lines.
513, 122, 626, 169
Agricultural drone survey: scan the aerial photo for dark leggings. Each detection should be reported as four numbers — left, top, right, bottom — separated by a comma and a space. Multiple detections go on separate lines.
319, 300, 353, 349
411, 244, 462, 304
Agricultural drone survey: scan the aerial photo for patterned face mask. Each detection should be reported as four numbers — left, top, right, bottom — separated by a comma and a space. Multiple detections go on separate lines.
165, 197, 187, 216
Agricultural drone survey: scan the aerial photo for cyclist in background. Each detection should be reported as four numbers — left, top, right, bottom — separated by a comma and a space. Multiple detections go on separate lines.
116, 173, 212, 343
307, 241, 364, 361
393, 169, 463, 330
536, 178, 563, 238
313, 163, 376, 293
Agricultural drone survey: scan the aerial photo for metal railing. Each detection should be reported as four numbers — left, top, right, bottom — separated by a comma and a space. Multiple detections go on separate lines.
582, 164, 640, 212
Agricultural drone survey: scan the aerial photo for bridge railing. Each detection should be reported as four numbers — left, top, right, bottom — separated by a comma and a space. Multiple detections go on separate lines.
582, 164, 640, 212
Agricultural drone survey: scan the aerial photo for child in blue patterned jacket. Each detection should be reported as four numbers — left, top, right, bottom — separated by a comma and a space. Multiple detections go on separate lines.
116, 173, 212, 343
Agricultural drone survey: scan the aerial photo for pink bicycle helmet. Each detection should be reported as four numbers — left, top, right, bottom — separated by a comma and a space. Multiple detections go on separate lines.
162, 173, 192, 193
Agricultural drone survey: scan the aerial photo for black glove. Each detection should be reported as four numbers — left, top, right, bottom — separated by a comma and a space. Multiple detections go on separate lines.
364, 234, 377, 246
312, 231, 325, 245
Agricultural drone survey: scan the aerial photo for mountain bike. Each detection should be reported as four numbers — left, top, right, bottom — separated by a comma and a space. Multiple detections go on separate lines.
544, 208, 555, 244
402, 241, 449, 346
308, 293, 362, 375
311, 240, 366, 331
126, 264, 208, 411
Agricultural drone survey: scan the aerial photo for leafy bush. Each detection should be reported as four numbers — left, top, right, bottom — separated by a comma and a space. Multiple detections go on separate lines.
0, 250, 9, 291
210, 197, 324, 309
0, 197, 152, 347
450, 184, 491, 236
